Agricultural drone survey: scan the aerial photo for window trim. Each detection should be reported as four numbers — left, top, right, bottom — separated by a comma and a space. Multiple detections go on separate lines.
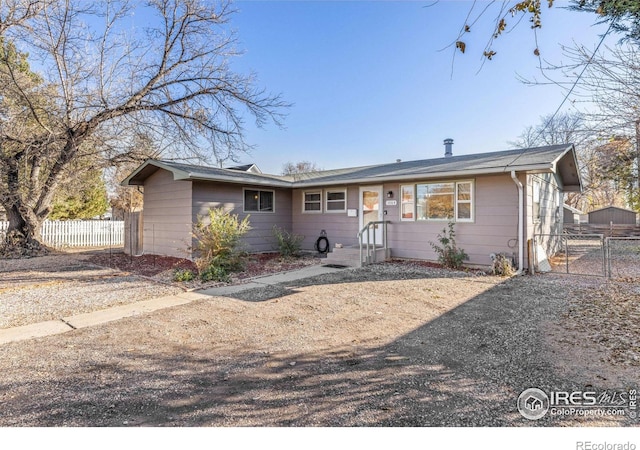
416, 181, 456, 222
243, 188, 275, 213
532, 180, 541, 223
400, 184, 415, 221
406, 180, 475, 223
324, 188, 347, 213
455, 181, 474, 223
302, 190, 323, 214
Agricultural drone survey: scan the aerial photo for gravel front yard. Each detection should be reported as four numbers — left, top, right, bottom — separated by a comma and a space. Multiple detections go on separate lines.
0, 251, 321, 329
0, 254, 185, 329
0, 253, 638, 426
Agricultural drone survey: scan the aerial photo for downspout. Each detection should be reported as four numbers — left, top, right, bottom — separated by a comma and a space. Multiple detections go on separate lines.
510, 171, 524, 275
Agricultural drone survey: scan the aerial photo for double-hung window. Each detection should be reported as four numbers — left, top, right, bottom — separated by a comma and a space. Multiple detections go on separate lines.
456, 181, 473, 222
400, 185, 415, 220
325, 189, 346, 212
303, 191, 322, 213
244, 189, 274, 212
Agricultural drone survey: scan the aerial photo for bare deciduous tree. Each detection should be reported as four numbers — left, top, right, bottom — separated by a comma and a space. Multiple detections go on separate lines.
536, 43, 640, 211
510, 112, 633, 211
0, 0, 43, 35
0, 0, 287, 255
281, 161, 322, 176
509, 112, 592, 149
451, 0, 640, 61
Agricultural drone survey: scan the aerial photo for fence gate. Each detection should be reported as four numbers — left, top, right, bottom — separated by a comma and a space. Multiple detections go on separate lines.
124, 211, 143, 256
534, 234, 640, 278
533, 234, 606, 277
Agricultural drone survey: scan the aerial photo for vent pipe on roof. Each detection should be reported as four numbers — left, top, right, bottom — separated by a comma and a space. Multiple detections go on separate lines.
444, 138, 454, 158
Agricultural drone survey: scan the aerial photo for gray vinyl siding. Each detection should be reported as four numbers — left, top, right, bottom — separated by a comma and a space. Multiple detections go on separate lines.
141, 168, 563, 268
291, 174, 524, 267
292, 187, 360, 250
387, 175, 520, 267
192, 181, 292, 253
142, 169, 193, 258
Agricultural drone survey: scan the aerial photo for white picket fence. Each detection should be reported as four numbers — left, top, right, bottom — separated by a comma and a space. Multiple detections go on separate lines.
0, 220, 124, 248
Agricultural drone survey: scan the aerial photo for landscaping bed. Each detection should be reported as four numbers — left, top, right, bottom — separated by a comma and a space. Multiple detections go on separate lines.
85, 250, 323, 289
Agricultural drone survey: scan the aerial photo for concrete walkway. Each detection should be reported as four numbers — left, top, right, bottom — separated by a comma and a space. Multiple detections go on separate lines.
198, 264, 342, 296
0, 264, 344, 346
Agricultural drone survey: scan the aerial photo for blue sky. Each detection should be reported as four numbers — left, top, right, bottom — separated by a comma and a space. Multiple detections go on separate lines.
227, 1, 613, 174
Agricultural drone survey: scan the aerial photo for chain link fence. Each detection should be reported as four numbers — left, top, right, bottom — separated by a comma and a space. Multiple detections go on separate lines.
533, 234, 606, 277
534, 233, 640, 278
606, 237, 640, 279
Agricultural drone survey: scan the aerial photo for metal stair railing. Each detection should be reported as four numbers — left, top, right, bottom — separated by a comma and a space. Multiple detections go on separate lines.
357, 220, 391, 265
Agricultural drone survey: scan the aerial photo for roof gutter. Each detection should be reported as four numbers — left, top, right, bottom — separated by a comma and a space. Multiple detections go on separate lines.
510, 171, 524, 276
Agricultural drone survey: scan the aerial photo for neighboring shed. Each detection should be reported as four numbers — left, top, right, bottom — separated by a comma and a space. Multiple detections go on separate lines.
588, 206, 638, 225
563, 204, 583, 224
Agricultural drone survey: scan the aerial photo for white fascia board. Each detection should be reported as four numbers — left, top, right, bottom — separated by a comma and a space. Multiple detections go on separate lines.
553, 144, 583, 190
120, 161, 151, 186
550, 144, 575, 166
119, 160, 185, 186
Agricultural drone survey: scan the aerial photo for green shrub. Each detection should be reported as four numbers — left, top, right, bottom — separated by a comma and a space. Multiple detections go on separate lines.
192, 207, 251, 277
199, 264, 231, 283
172, 268, 195, 282
429, 221, 468, 269
272, 225, 304, 257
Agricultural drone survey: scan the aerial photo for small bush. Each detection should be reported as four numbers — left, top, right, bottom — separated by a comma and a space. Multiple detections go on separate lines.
199, 264, 231, 283
172, 268, 195, 282
491, 253, 515, 276
192, 207, 251, 275
429, 221, 468, 269
272, 225, 304, 257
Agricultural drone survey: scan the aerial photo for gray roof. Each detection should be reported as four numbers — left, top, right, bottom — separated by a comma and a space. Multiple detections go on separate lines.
122, 160, 292, 187
122, 144, 582, 191
563, 204, 584, 215
225, 163, 262, 173
588, 206, 638, 215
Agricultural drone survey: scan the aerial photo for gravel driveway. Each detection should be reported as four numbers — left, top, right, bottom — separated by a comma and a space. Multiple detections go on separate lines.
0, 255, 636, 426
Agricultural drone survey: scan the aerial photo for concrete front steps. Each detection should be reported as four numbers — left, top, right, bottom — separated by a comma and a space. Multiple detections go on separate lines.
324, 245, 390, 268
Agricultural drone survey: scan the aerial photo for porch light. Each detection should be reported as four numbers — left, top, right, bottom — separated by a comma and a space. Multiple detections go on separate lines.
387, 191, 393, 198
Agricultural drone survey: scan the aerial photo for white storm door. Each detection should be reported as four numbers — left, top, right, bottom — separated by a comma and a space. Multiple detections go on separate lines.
359, 186, 384, 245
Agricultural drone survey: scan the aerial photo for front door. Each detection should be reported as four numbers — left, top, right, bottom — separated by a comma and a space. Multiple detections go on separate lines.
359, 186, 383, 245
